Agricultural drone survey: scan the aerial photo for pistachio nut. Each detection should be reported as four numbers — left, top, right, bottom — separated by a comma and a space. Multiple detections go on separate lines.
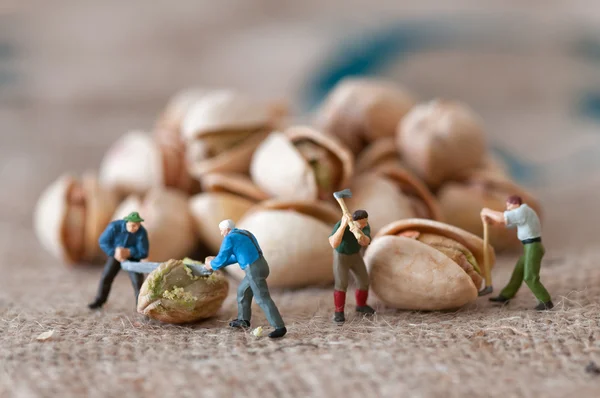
397, 99, 487, 189
355, 136, 403, 173
99, 131, 198, 197
345, 165, 443, 234
364, 219, 495, 310
189, 172, 270, 253
34, 172, 118, 264
437, 171, 542, 251
229, 199, 340, 288
315, 77, 416, 154
181, 90, 279, 178
250, 126, 353, 201
137, 259, 229, 324
154, 88, 209, 139
112, 188, 198, 262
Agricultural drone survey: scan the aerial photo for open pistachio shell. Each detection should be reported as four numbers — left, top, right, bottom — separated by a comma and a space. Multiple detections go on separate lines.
250, 126, 354, 201
154, 88, 209, 138
229, 200, 340, 288
189, 173, 269, 253
355, 136, 403, 173
397, 99, 487, 189
112, 189, 198, 262
138, 259, 229, 324
315, 78, 416, 154
437, 172, 542, 251
365, 219, 495, 310
33, 172, 118, 264
181, 90, 276, 178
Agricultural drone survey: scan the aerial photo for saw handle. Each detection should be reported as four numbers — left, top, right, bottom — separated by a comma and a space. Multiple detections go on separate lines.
334, 197, 364, 241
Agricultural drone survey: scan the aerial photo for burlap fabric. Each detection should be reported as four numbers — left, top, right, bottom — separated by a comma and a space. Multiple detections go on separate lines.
2, 2, 600, 397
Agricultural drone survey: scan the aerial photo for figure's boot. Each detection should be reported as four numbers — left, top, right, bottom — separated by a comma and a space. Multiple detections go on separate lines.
333, 290, 346, 324
355, 289, 375, 315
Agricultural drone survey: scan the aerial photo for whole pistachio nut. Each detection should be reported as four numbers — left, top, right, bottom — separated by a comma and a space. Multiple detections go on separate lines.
364, 219, 495, 310
137, 259, 229, 324
99, 131, 198, 197
397, 99, 487, 189
250, 126, 353, 201
34, 172, 119, 265
345, 165, 443, 234
230, 199, 340, 288
189, 172, 270, 253
112, 188, 198, 262
437, 171, 542, 251
315, 78, 416, 154
355, 136, 403, 173
181, 90, 281, 178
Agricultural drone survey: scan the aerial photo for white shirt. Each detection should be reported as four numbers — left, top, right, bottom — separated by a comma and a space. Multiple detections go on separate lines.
504, 204, 542, 241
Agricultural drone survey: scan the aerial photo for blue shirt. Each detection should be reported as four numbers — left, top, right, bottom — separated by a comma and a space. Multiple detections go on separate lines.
98, 220, 149, 261
210, 228, 262, 271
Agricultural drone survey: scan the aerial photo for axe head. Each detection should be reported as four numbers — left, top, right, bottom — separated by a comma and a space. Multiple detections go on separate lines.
333, 189, 352, 199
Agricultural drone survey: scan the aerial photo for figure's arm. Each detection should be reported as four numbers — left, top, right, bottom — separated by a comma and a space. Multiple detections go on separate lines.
98, 223, 116, 257
209, 236, 236, 270
128, 228, 149, 260
328, 218, 348, 249
357, 225, 371, 247
480, 208, 506, 226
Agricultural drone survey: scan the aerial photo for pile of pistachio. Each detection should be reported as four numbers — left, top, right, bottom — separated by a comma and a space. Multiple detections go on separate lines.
33, 78, 541, 314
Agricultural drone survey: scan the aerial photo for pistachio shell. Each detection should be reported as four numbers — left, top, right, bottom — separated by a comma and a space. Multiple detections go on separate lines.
316, 78, 416, 154
397, 99, 486, 188
34, 173, 118, 264
229, 200, 340, 288
112, 189, 198, 262
437, 173, 542, 251
250, 127, 353, 201
154, 88, 209, 138
355, 137, 403, 173
365, 218, 495, 310
138, 259, 229, 324
190, 173, 268, 253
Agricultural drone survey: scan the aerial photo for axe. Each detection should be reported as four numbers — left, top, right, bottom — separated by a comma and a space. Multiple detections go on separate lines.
333, 189, 364, 240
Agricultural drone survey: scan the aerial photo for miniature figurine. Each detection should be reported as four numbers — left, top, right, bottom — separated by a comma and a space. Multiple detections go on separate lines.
204, 219, 287, 339
331, 188, 375, 323
480, 195, 553, 310
88, 212, 149, 309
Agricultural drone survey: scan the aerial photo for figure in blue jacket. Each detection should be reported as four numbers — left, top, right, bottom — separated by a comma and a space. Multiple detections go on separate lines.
204, 219, 286, 338
88, 212, 149, 309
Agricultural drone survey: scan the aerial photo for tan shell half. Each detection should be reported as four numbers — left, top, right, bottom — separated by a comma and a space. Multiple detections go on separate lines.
315, 78, 416, 154
355, 136, 403, 173
112, 188, 198, 262
231, 200, 340, 288
33, 172, 118, 264
345, 165, 442, 234
154, 88, 210, 139
397, 99, 486, 189
189, 173, 270, 253
365, 219, 495, 310
437, 172, 542, 251
250, 126, 354, 201
138, 259, 229, 324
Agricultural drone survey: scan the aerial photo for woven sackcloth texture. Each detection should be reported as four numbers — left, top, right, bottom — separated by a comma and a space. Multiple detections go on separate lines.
3, 2, 600, 397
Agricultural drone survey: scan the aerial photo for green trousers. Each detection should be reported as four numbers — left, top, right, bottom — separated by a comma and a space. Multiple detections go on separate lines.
237, 256, 285, 329
500, 241, 551, 303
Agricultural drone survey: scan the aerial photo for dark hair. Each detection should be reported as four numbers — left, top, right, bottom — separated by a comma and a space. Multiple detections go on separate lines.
352, 210, 368, 221
506, 195, 523, 206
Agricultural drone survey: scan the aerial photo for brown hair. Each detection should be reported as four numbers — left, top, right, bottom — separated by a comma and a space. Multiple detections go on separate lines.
506, 195, 523, 205
352, 210, 368, 220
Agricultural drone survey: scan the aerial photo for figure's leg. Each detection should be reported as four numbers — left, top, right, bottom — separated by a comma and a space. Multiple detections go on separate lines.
333, 251, 351, 323
349, 254, 375, 315
523, 243, 553, 310
246, 258, 285, 337
128, 271, 145, 306
88, 257, 121, 309
491, 255, 525, 303
231, 275, 253, 327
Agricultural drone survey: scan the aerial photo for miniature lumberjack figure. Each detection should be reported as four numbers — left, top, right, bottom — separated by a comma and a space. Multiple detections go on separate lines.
480, 195, 554, 310
329, 210, 375, 323
204, 219, 287, 339
88, 212, 149, 309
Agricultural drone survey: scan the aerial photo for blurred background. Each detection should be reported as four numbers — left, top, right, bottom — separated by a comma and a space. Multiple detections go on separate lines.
2, 0, 600, 248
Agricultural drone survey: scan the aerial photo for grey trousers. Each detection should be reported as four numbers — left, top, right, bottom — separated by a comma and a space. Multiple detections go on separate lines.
237, 256, 285, 329
333, 251, 370, 292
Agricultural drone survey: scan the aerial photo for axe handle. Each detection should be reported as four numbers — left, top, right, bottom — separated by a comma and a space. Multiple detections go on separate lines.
334, 197, 364, 240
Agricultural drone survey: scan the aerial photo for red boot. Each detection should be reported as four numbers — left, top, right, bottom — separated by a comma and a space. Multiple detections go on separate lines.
333, 290, 346, 323
355, 289, 375, 315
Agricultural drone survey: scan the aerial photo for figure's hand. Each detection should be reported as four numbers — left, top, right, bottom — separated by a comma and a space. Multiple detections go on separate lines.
121, 248, 131, 259
341, 214, 350, 226
114, 247, 125, 262
480, 208, 491, 223
204, 256, 215, 270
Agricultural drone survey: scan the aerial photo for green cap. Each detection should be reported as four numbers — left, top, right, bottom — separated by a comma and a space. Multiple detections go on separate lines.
123, 211, 144, 223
